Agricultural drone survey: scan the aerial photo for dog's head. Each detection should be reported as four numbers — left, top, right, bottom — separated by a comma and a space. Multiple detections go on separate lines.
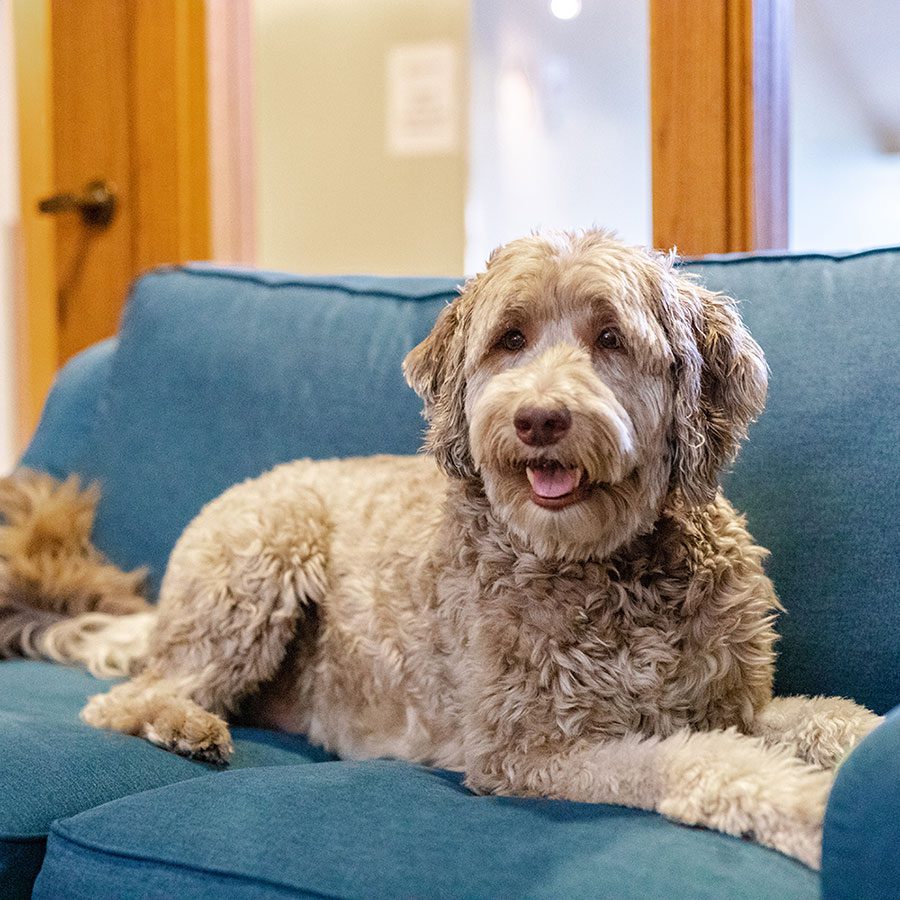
404, 230, 767, 560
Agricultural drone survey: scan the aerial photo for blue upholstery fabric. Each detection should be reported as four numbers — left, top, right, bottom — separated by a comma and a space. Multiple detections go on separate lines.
821, 705, 900, 899
20, 338, 117, 480
35, 761, 818, 900
33, 268, 458, 594
0, 661, 332, 899
683, 250, 900, 715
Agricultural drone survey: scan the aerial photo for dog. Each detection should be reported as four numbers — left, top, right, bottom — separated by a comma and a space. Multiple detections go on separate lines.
2, 230, 881, 869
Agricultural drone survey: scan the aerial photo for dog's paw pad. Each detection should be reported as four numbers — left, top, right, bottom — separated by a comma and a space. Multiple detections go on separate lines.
141, 701, 234, 766
184, 741, 233, 767
142, 710, 234, 765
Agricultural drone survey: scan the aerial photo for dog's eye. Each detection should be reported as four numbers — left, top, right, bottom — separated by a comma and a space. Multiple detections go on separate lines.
596, 327, 622, 350
498, 329, 526, 352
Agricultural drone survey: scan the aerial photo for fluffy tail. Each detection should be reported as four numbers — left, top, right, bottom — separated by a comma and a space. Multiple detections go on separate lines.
39, 609, 157, 677
0, 468, 155, 676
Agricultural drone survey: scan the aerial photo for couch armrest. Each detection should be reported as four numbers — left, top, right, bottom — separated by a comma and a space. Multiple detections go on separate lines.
19, 339, 118, 478
822, 704, 900, 899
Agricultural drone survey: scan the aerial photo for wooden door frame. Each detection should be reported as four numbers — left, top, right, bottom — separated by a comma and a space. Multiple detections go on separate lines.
12, 0, 212, 451
206, 0, 256, 264
650, 0, 791, 256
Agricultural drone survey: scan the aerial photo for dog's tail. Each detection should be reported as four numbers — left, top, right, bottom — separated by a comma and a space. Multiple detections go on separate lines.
38, 609, 157, 676
0, 468, 156, 677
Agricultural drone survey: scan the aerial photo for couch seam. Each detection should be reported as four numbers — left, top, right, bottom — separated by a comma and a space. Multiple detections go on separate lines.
0, 832, 47, 844
681, 245, 900, 266
47, 824, 343, 900
174, 264, 462, 303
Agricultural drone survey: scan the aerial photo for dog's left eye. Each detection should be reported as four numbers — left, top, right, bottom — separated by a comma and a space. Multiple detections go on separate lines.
498, 329, 526, 352
596, 328, 623, 350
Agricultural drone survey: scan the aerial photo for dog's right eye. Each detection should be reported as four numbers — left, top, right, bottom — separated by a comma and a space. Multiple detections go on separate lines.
498, 329, 526, 352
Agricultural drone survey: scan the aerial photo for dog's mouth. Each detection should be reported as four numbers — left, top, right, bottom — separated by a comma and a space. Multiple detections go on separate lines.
524, 461, 591, 509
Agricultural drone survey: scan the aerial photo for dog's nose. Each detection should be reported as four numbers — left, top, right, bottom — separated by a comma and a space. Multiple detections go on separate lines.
514, 406, 572, 446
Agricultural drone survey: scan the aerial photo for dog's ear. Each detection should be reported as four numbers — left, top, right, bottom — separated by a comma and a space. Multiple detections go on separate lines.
403, 293, 476, 479
664, 270, 768, 507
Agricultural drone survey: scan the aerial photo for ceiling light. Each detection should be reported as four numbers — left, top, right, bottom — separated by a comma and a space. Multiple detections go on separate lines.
550, 0, 582, 20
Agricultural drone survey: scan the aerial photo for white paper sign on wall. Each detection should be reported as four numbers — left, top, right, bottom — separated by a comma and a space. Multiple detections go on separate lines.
386, 41, 459, 157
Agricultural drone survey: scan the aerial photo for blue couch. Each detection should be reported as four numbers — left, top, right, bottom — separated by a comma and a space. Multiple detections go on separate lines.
2, 251, 898, 898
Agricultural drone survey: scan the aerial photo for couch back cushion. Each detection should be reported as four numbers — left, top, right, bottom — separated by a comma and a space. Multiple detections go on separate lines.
684, 250, 899, 713
23, 251, 899, 713
48, 267, 458, 593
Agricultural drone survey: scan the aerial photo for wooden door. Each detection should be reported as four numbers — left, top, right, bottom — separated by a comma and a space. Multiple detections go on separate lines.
13, 0, 210, 445
649, 0, 790, 255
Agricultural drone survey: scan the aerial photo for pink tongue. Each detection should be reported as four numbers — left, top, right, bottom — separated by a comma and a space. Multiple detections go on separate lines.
528, 466, 579, 498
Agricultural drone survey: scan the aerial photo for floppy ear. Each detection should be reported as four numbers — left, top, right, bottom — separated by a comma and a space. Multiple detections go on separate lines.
402, 291, 476, 479
664, 271, 768, 507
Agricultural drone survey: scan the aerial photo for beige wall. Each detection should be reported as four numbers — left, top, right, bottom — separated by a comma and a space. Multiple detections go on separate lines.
253, 0, 468, 277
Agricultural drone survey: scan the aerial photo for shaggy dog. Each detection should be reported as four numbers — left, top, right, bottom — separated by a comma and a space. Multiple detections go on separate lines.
2, 231, 881, 869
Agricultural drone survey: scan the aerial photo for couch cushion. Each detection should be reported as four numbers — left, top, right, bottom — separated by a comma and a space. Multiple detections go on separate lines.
34, 760, 818, 900
50, 268, 459, 593
821, 705, 900, 900
0, 661, 332, 899
20, 338, 118, 481
683, 249, 900, 714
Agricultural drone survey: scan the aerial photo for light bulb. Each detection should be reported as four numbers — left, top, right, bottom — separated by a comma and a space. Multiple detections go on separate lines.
550, 0, 582, 20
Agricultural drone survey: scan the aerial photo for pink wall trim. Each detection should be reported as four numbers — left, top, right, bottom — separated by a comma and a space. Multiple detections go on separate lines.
206, 0, 256, 265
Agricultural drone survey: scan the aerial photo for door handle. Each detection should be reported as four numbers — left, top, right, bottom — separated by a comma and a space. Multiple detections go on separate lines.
38, 179, 118, 229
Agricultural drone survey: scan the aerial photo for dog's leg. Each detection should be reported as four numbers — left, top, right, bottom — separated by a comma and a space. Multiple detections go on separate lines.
82, 479, 331, 764
750, 695, 883, 769
80, 671, 236, 764
466, 727, 833, 869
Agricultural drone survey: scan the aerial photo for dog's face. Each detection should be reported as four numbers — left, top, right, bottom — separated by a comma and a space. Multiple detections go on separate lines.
404, 231, 767, 560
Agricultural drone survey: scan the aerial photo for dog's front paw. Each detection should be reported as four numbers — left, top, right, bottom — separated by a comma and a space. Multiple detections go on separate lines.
141, 706, 234, 766
659, 729, 833, 869
794, 702, 883, 770
756, 696, 884, 770
82, 682, 234, 765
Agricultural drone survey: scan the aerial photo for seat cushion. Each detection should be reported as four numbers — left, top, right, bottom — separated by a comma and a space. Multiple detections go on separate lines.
0, 661, 333, 899
35, 760, 818, 900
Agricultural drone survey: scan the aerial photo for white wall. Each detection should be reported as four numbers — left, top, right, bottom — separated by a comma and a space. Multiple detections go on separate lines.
467, 0, 650, 272
0, 0, 19, 473
791, 1, 900, 250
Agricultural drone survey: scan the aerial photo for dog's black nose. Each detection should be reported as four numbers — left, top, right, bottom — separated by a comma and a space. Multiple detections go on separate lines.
514, 406, 572, 446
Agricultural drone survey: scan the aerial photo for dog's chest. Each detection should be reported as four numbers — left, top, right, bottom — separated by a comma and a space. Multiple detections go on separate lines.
463, 559, 730, 737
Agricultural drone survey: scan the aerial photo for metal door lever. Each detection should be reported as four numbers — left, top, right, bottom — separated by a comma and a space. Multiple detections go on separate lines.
38, 179, 117, 228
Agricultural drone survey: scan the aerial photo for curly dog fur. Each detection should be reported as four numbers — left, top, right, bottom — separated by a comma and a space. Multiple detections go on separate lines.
0, 470, 151, 668
6, 231, 882, 868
